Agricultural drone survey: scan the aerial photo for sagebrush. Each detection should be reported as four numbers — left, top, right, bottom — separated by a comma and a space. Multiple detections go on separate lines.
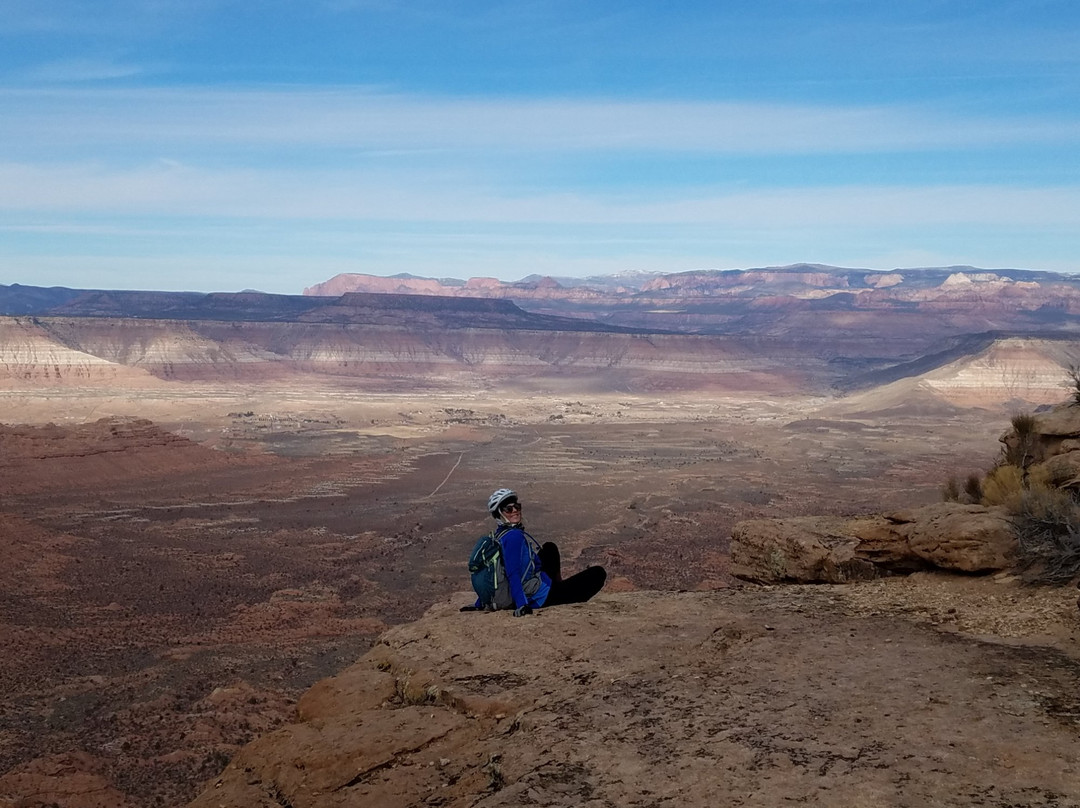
963, 407, 1080, 583
1008, 484, 1080, 583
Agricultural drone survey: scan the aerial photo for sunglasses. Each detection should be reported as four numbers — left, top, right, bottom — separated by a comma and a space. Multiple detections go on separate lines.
500, 502, 522, 512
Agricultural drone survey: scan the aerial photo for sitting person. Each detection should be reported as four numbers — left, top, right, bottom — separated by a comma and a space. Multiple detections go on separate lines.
465, 487, 607, 615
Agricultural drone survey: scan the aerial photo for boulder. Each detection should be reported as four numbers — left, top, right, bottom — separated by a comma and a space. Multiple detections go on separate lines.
1027, 402, 1080, 440
1005, 401, 1080, 463
1031, 449, 1080, 489
731, 503, 1016, 583
899, 502, 1016, 572
729, 515, 897, 584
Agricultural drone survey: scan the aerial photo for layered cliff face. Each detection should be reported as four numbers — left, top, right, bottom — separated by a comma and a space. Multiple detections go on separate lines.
0, 318, 158, 386
6, 268, 1080, 402
294, 268, 1080, 376
919, 338, 1079, 406
820, 337, 1080, 415
0, 316, 824, 393
307, 264, 1070, 299
4, 315, 1075, 409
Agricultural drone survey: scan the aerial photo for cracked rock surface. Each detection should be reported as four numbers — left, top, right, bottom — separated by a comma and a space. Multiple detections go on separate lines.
192, 586, 1080, 808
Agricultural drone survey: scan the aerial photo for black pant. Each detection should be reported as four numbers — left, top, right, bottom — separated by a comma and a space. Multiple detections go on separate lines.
539, 542, 607, 607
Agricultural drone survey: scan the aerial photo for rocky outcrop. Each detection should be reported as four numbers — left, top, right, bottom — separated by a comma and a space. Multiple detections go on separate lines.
189, 589, 1080, 808
1013, 399, 1080, 464
0, 752, 137, 808
730, 515, 892, 583
730, 503, 1017, 584
901, 503, 1018, 571
733, 399, 1080, 586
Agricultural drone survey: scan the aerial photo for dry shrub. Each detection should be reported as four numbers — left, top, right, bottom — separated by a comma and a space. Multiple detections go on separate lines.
963, 473, 983, 502
1003, 412, 1039, 468
1067, 364, 1080, 406
941, 477, 960, 502
1028, 456, 1080, 490
1029, 462, 1059, 490
979, 407, 1080, 583
1009, 484, 1080, 583
981, 464, 1025, 508
1011, 411, 1038, 438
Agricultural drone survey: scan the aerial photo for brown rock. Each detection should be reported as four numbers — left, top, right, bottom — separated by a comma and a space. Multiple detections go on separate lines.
294, 667, 397, 722
0, 753, 136, 808
902, 502, 1016, 572
1031, 449, 1080, 488
731, 503, 1016, 584
729, 516, 887, 584
215, 706, 467, 800
1004, 401, 1080, 463
188, 591, 1080, 808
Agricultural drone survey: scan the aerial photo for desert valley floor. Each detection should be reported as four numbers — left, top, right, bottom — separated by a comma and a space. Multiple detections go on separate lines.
2, 383, 1080, 807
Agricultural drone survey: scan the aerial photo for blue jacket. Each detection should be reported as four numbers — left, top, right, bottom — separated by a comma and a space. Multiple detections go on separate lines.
471, 523, 551, 610
499, 525, 551, 609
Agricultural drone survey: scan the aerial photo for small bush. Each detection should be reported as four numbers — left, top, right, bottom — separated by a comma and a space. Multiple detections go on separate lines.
1067, 364, 1080, 405
963, 474, 983, 502
1002, 412, 1039, 468
1029, 462, 1059, 490
1011, 412, 1038, 437
981, 464, 1025, 507
1009, 484, 1080, 583
942, 477, 960, 502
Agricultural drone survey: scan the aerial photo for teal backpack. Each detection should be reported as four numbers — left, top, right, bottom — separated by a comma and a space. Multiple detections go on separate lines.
468, 525, 542, 610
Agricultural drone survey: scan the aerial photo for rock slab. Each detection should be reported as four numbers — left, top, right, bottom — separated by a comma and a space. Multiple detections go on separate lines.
190, 589, 1080, 808
731, 502, 1016, 584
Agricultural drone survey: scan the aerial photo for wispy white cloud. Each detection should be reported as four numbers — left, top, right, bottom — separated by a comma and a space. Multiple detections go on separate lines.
1, 2, 1075, 292
3, 87, 1076, 157
2, 160, 1077, 231
18, 58, 147, 82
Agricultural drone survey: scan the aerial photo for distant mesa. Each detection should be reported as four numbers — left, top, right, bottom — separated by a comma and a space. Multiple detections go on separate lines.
5, 265, 1080, 403
301, 264, 1060, 302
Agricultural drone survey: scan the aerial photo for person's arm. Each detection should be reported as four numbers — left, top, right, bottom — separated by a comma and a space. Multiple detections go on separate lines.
499, 528, 530, 610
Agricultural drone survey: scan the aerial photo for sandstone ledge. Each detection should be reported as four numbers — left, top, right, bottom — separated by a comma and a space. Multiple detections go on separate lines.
730, 502, 1017, 584
190, 588, 1080, 808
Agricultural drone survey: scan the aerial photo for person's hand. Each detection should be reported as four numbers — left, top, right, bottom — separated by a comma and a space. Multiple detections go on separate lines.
513, 605, 533, 617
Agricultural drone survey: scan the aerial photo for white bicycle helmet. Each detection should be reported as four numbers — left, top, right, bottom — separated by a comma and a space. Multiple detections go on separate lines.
487, 488, 517, 518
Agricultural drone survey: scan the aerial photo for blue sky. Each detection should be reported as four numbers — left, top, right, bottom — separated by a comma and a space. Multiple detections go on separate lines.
1, 0, 1078, 293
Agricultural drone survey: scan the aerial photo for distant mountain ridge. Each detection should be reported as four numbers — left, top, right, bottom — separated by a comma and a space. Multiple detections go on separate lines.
298, 265, 1080, 353
0, 286, 639, 333
5, 265, 1080, 404
302, 263, 1069, 300
301, 265, 1080, 337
